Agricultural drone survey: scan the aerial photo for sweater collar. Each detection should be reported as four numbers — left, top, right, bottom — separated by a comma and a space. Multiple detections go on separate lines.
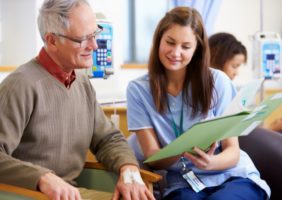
37, 48, 76, 88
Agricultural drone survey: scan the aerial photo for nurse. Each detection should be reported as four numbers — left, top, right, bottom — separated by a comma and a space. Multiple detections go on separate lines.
126, 6, 270, 200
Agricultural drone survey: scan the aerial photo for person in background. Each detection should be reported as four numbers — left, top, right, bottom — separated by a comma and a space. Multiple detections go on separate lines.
209, 33, 282, 134
126, 7, 270, 200
0, 0, 154, 200
209, 32, 247, 80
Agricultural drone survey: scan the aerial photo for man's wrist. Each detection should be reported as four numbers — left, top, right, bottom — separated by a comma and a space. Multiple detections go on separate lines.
120, 166, 145, 185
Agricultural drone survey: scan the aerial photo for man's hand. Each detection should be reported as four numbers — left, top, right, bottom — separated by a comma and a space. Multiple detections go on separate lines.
38, 172, 81, 200
112, 165, 155, 200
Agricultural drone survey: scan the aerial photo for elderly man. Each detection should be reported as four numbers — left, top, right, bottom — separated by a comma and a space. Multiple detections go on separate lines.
0, 0, 154, 199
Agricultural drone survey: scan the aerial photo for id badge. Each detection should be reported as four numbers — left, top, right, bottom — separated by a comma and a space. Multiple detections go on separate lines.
180, 157, 206, 193
182, 170, 206, 193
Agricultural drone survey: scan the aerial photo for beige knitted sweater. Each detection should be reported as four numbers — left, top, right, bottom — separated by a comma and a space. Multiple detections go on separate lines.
0, 59, 138, 190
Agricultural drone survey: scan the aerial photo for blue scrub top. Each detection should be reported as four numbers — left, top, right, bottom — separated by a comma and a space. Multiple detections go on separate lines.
126, 68, 270, 198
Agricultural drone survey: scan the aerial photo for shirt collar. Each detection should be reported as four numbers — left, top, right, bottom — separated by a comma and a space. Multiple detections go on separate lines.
37, 48, 76, 88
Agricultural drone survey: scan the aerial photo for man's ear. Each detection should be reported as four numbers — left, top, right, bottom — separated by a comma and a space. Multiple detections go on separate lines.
44, 33, 57, 51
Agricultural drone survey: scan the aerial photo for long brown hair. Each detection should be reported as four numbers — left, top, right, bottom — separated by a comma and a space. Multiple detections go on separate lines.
148, 6, 214, 117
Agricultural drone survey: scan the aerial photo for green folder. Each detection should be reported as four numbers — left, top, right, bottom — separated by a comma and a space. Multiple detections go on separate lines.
144, 93, 282, 163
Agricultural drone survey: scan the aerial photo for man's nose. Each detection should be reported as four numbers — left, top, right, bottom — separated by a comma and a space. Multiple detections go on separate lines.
87, 37, 99, 50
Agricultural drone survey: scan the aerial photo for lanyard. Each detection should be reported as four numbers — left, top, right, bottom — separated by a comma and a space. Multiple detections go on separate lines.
168, 101, 184, 138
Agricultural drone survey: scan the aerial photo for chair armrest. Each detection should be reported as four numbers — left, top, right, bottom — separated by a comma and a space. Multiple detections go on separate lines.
0, 183, 48, 200
84, 161, 162, 192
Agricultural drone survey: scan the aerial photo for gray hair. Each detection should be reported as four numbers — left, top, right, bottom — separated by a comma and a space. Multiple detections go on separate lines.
38, 0, 90, 42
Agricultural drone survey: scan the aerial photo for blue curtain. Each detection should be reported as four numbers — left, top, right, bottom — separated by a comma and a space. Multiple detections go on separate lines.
171, 0, 222, 35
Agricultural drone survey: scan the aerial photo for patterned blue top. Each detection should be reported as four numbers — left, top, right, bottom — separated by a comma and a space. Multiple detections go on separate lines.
126, 68, 270, 198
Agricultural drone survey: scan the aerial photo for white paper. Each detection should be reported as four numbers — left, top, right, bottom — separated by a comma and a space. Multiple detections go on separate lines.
223, 79, 263, 116
271, 93, 282, 100
240, 121, 262, 136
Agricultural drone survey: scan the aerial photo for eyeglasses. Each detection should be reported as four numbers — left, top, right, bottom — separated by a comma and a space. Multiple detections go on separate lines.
53, 25, 103, 48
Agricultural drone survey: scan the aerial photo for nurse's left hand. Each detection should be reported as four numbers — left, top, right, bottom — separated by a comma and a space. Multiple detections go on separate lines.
183, 142, 217, 170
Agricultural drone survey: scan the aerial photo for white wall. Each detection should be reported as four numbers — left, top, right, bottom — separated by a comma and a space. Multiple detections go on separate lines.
1, 0, 38, 66
0, 0, 282, 101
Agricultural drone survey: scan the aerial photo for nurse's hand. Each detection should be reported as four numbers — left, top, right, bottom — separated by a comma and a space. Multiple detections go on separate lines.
183, 142, 217, 170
